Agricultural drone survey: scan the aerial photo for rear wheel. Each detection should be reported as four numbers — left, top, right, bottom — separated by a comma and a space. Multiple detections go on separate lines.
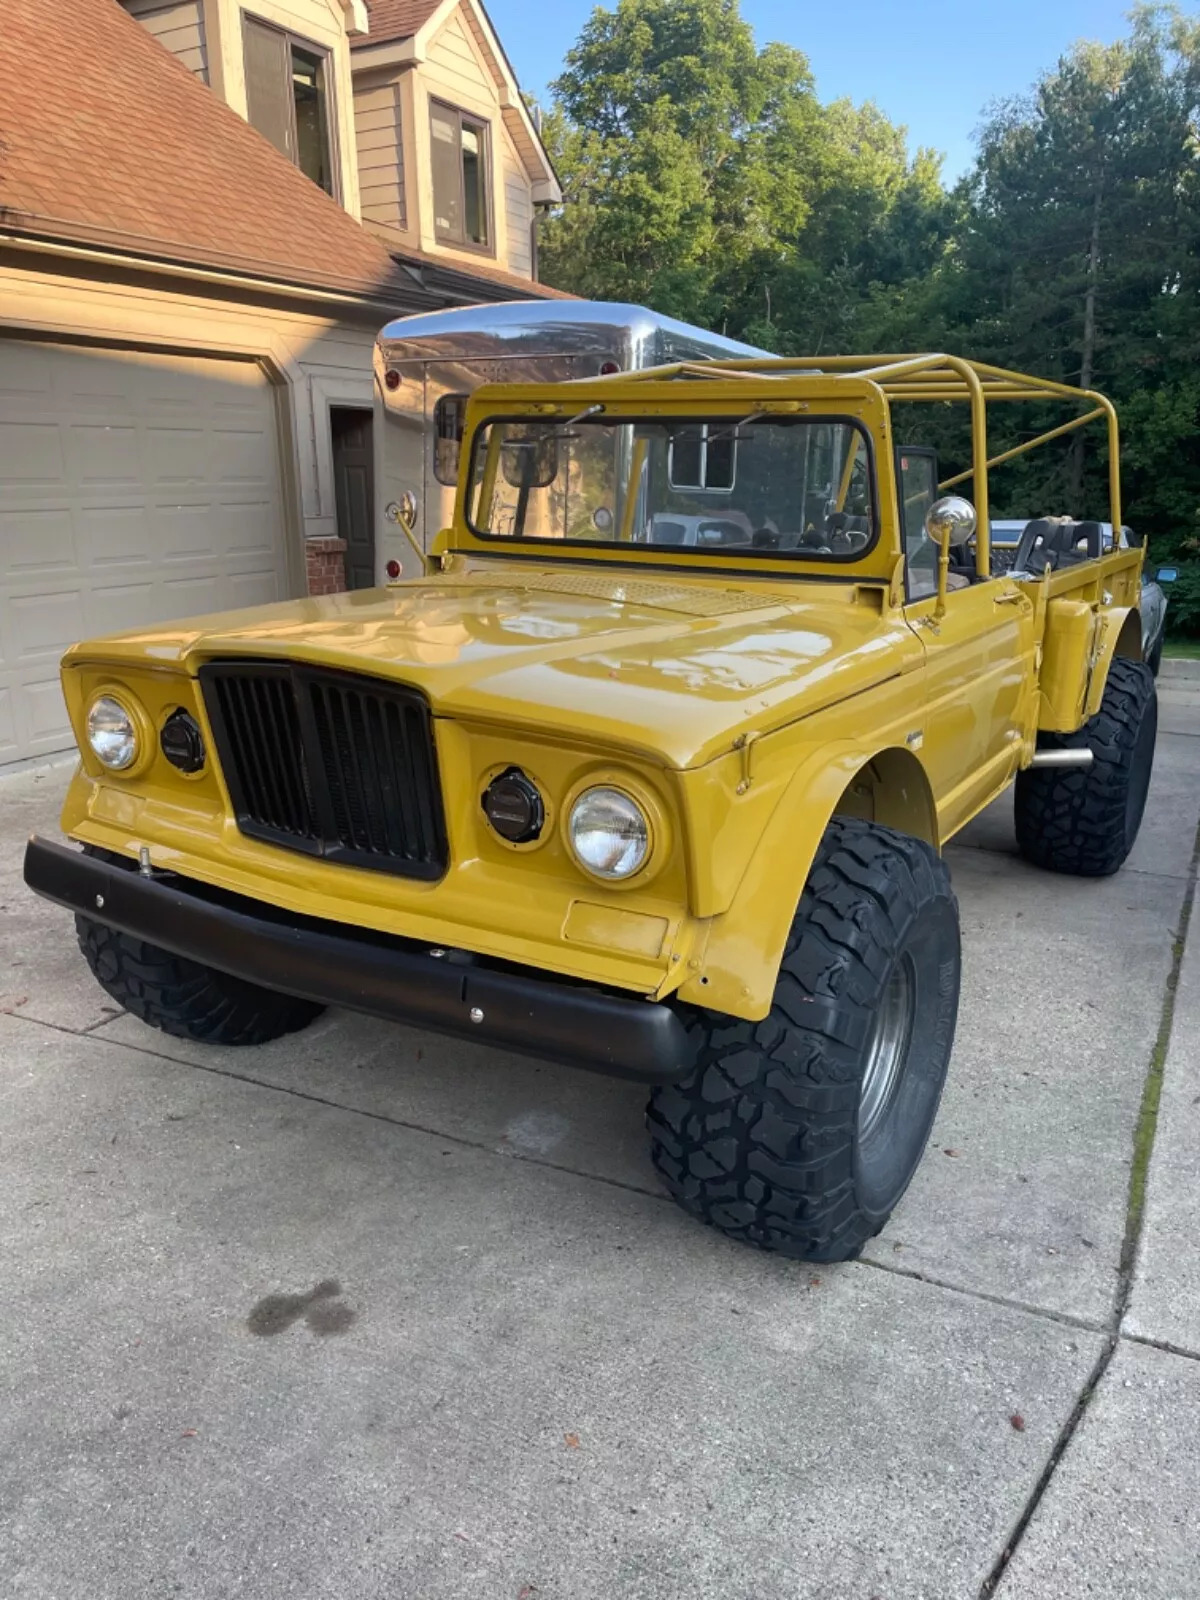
1014, 657, 1156, 877
647, 818, 960, 1262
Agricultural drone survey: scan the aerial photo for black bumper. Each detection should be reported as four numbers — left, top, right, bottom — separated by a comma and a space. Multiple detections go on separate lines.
23, 837, 694, 1084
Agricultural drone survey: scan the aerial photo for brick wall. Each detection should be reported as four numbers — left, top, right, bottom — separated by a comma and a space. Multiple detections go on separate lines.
305, 536, 348, 596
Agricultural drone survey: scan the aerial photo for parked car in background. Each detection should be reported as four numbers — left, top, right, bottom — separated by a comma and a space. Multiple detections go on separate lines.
991, 520, 1175, 674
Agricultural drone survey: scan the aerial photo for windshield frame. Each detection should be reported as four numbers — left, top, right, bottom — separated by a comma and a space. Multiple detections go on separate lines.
461, 411, 881, 566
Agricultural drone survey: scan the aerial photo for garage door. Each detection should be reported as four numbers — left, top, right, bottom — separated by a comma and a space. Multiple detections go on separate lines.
0, 339, 292, 764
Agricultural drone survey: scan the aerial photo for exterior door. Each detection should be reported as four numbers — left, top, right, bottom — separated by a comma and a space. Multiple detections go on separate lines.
895, 447, 1035, 836
331, 407, 376, 590
906, 582, 1036, 837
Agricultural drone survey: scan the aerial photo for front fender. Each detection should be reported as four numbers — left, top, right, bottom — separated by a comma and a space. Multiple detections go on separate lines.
677, 742, 937, 1021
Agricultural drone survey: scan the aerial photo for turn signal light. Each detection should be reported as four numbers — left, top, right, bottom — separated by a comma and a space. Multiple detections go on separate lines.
160, 708, 206, 774
482, 767, 545, 844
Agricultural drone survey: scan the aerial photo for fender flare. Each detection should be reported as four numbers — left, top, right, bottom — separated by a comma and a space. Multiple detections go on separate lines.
1084, 606, 1142, 720
677, 742, 938, 1021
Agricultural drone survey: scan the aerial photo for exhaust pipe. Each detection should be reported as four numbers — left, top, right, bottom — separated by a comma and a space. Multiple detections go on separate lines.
1028, 749, 1094, 769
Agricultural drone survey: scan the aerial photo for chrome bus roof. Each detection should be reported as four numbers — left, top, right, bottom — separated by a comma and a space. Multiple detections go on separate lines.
377, 300, 771, 366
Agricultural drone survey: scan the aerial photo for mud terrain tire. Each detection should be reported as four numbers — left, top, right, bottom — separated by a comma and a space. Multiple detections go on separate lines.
648, 818, 960, 1262
76, 851, 323, 1046
1014, 657, 1156, 877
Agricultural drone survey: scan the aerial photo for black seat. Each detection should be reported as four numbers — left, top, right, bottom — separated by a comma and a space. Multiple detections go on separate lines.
1012, 517, 1104, 575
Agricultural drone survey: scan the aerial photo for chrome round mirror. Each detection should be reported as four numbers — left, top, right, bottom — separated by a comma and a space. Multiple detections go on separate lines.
925, 495, 976, 545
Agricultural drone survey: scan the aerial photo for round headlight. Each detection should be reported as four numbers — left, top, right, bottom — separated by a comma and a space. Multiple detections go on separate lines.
86, 695, 138, 770
568, 787, 650, 880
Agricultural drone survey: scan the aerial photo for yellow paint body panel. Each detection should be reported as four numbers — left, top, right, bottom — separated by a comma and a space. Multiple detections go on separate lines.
57, 356, 1145, 1024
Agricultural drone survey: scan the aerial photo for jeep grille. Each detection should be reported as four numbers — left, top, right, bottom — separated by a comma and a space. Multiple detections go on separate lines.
199, 662, 447, 880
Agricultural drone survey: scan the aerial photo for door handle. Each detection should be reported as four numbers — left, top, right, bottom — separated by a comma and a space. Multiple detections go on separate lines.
993, 590, 1026, 605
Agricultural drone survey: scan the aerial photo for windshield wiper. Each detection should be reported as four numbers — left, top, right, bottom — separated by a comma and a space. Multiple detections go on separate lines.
702, 411, 768, 444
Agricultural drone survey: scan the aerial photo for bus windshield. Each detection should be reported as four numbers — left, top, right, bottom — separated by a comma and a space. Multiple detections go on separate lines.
466, 414, 875, 561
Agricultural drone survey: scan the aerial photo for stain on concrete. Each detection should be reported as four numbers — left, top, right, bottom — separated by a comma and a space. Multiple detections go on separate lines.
246, 1278, 356, 1338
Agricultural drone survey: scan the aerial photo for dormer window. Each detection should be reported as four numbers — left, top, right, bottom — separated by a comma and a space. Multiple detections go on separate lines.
430, 99, 491, 250
243, 14, 336, 196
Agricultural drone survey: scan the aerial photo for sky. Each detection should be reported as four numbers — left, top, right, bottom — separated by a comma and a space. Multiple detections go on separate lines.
486, 0, 1139, 179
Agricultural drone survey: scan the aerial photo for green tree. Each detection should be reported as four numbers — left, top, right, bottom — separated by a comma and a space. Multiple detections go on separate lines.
538, 0, 1200, 629
537, 0, 948, 339
910, 8, 1200, 550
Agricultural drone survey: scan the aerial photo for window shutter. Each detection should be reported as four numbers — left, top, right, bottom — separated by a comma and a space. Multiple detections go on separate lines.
243, 18, 291, 160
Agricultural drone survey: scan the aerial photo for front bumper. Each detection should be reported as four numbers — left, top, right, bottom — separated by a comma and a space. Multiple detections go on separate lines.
24, 837, 695, 1084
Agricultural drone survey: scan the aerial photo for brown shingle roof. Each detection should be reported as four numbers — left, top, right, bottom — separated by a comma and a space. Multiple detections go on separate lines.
0, 0, 406, 300
354, 0, 445, 47
390, 241, 577, 299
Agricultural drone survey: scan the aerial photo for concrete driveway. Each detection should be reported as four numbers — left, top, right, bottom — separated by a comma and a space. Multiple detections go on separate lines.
3, 669, 1199, 1599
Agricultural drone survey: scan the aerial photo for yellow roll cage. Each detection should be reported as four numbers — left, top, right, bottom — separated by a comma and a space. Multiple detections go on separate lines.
586, 353, 1121, 580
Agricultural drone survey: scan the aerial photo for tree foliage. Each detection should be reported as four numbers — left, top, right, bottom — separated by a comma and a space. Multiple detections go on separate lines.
538, 1, 1200, 627
539, 0, 952, 334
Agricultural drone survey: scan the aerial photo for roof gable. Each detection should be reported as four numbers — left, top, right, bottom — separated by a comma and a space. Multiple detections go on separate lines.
355, 0, 560, 199
0, 0, 409, 300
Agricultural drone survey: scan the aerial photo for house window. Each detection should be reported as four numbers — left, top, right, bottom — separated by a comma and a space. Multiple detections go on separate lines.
430, 100, 490, 249
668, 425, 737, 492
243, 15, 335, 195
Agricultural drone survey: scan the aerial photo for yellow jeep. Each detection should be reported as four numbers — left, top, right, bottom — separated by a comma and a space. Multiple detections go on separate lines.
24, 353, 1156, 1263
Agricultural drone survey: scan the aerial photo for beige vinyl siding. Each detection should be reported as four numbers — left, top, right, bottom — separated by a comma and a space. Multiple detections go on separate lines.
503, 148, 532, 277
121, 0, 208, 80
354, 79, 407, 230
424, 12, 484, 88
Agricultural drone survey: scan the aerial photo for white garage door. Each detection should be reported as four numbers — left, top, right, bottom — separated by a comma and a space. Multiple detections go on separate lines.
0, 338, 292, 764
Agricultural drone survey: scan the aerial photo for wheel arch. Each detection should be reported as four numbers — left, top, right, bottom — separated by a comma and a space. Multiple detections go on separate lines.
678, 744, 939, 1020
1084, 605, 1143, 719
830, 745, 938, 846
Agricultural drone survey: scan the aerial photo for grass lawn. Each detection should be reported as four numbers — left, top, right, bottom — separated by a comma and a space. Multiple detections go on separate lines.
1164, 639, 1200, 659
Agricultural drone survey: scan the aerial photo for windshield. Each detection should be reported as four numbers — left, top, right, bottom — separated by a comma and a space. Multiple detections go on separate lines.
466, 415, 876, 560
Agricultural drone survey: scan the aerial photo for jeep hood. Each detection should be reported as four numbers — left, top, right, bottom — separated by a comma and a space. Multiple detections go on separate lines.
71, 566, 920, 769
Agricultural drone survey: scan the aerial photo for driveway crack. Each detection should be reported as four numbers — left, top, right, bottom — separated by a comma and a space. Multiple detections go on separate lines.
978, 805, 1200, 1597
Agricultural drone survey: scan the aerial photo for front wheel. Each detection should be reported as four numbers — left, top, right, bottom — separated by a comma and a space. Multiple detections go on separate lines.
647, 818, 960, 1262
77, 914, 324, 1048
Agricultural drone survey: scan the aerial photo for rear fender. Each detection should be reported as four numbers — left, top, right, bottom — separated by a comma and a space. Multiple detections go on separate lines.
1083, 606, 1142, 721
677, 745, 937, 1021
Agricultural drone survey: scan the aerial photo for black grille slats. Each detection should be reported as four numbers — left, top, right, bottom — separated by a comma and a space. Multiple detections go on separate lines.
200, 662, 447, 880
210, 671, 316, 841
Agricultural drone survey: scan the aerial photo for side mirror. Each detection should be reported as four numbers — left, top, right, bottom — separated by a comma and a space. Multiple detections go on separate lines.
501, 428, 558, 490
1157, 567, 1178, 585
925, 496, 976, 617
925, 495, 977, 546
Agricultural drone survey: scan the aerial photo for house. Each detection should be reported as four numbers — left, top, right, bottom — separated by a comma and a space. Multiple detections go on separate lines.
0, 0, 565, 769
